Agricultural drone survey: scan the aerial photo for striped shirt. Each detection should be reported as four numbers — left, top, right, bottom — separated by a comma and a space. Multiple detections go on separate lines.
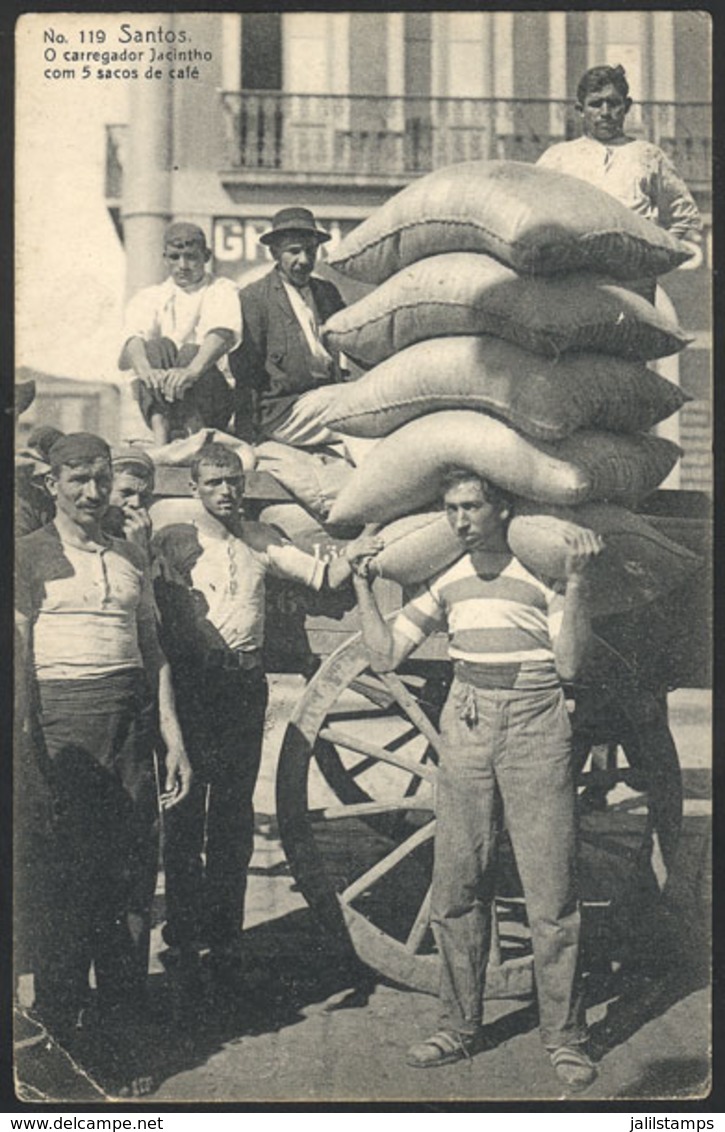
394, 552, 565, 690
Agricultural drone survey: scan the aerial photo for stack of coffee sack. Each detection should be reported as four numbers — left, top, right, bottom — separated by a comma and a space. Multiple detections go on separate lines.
253, 439, 358, 556
317, 160, 700, 616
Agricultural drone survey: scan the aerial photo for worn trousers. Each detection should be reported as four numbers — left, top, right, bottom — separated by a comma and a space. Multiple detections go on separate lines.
431, 679, 587, 1049
132, 338, 234, 434
162, 667, 269, 950
33, 671, 159, 1032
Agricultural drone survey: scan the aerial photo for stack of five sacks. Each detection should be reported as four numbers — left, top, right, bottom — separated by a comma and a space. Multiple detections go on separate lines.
318, 160, 699, 616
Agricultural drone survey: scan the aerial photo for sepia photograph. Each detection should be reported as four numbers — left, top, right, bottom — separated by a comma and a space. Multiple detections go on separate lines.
12, 7, 714, 1107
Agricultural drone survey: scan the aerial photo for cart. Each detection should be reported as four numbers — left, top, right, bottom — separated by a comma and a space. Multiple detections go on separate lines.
153, 465, 712, 1000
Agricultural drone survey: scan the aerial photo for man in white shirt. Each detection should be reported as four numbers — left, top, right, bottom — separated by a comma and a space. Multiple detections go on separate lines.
14, 432, 192, 1096
152, 442, 379, 992
536, 64, 702, 303
120, 223, 242, 444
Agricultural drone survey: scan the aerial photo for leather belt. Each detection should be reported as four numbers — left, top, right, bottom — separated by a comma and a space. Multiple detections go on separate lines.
204, 649, 263, 672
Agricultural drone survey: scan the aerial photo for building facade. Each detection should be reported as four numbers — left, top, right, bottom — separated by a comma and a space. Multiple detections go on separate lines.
107, 10, 712, 492
15, 370, 122, 448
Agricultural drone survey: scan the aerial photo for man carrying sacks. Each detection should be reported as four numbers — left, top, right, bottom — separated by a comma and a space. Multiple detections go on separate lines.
349, 466, 604, 1093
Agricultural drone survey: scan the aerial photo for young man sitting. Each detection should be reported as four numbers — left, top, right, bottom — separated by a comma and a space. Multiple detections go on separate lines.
119, 222, 241, 444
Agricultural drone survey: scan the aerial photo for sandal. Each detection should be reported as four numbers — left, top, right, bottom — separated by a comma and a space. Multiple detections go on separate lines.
549, 1045, 598, 1092
406, 1028, 479, 1068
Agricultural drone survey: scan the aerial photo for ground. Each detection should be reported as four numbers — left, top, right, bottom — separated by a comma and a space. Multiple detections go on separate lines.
13, 681, 712, 1106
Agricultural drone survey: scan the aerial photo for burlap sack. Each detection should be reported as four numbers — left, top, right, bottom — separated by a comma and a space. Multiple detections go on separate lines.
254, 441, 354, 520
326, 159, 691, 284
327, 410, 681, 526
323, 253, 692, 368
507, 500, 701, 619
322, 336, 689, 441
367, 511, 464, 585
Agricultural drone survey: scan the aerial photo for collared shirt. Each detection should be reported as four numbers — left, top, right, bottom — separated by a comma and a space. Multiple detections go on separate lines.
279, 275, 336, 382
154, 510, 326, 654
394, 553, 565, 691
15, 523, 155, 681
122, 272, 243, 355
536, 135, 702, 243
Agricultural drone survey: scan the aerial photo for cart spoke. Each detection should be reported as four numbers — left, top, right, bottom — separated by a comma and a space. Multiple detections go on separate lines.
403, 771, 425, 798
340, 820, 436, 906
348, 674, 397, 710
318, 726, 437, 783
405, 886, 432, 953
378, 672, 446, 761
385, 725, 422, 754
326, 706, 400, 724
343, 755, 380, 780
308, 797, 433, 823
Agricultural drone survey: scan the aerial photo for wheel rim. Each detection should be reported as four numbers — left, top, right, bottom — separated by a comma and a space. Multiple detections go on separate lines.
276, 630, 683, 996
277, 632, 534, 997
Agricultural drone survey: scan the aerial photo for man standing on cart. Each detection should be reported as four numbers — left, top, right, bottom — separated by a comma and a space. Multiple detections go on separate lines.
349, 467, 604, 1092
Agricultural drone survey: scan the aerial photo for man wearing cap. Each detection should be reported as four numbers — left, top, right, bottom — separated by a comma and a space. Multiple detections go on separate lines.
228, 207, 347, 447
119, 222, 242, 445
15, 425, 65, 537
104, 446, 157, 562
14, 432, 192, 1094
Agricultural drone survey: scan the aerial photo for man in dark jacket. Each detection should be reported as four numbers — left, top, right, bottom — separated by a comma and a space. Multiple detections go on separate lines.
229, 207, 347, 446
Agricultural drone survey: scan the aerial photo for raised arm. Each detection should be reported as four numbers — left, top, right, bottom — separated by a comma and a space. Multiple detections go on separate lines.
349, 557, 418, 673
551, 527, 604, 683
325, 531, 383, 589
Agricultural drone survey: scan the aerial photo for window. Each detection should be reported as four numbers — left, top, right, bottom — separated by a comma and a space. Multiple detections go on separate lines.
241, 13, 282, 91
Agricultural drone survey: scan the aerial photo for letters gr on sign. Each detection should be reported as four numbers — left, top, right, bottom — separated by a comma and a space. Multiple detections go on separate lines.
212, 217, 358, 282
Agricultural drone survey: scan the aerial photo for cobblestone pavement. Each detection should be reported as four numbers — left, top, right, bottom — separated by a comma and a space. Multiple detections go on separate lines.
13, 683, 712, 1106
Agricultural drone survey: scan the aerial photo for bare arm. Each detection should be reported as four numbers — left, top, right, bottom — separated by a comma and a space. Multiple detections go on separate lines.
136, 587, 192, 808
325, 532, 383, 589
155, 658, 193, 809
350, 566, 416, 673
552, 527, 604, 683
121, 336, 168, 397
164, 329, 236, 399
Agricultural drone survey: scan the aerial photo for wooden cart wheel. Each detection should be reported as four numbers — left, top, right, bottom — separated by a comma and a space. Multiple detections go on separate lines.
276, 629, 683, 997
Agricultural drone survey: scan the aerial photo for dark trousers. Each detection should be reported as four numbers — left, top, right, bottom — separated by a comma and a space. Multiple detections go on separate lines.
132, 338, 233, 435
32, 671, 159, 1032
162, 666, 269, 950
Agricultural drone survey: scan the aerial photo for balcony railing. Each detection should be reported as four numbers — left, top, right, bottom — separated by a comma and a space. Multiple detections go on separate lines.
105, 93, 712, 202
219, 91, 712, 189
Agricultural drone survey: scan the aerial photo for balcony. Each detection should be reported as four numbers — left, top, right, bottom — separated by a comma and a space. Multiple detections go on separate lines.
105, 93, 711, 208
218, 91, 711, 193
